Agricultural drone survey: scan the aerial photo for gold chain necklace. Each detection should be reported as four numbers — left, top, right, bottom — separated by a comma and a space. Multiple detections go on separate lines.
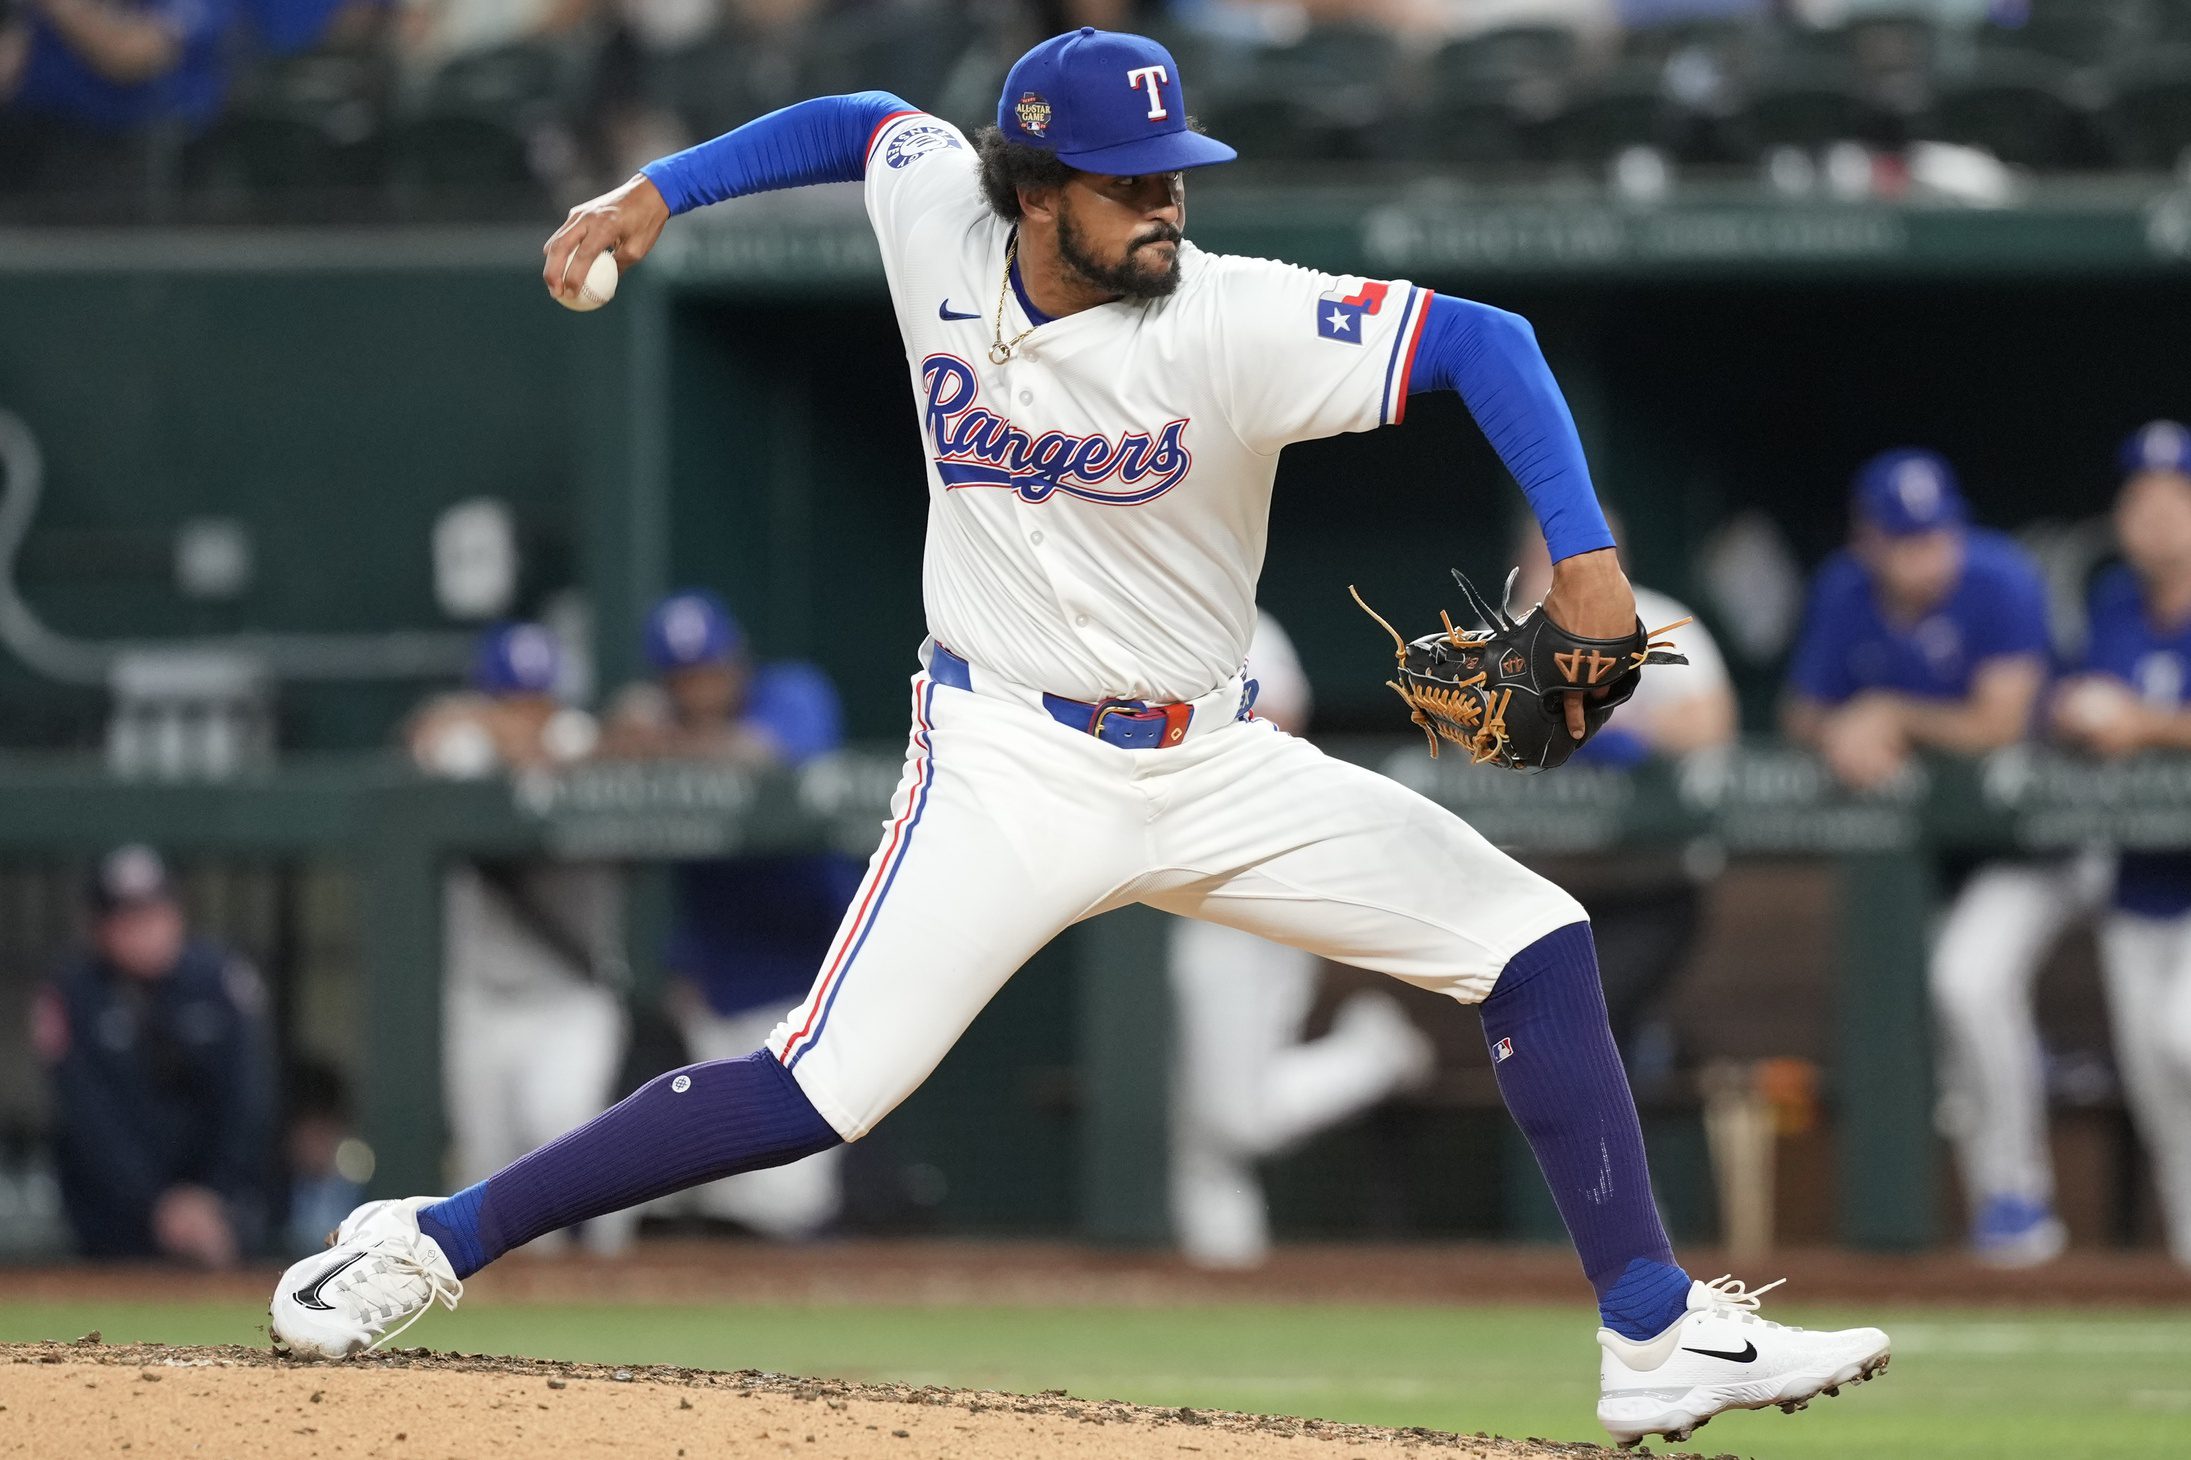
990, 233, 1038, 365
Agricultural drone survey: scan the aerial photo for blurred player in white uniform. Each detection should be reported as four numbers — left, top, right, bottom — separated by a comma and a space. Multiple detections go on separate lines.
277, 31, 1889, 1446
2054, 421, 2191, 1269
1512, 522, 1736, 1062
409, 623, 635, 1256
1168, 611, 1436, 1269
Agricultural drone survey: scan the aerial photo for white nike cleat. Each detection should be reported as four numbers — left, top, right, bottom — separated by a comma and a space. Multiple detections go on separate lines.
269, 1197, 464, 1360
1595, 1275, 1890, 1448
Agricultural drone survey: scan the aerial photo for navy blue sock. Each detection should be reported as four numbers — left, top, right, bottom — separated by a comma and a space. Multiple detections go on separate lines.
1481, 921, 1690, 1340
415, 1051, 841, 1279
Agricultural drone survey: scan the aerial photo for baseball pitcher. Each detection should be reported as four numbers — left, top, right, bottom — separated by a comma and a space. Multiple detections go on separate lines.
271, 30, 1889, 1446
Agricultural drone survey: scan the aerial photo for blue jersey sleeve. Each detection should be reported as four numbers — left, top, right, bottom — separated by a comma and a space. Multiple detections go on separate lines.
1785, 554, 1865, 704
2080, 566, 2147, 681
642, 92, 917, 216
744, 662, 845, 766
240, 0, 358, 53
1963, 537, 2052, 667
1406, 294, 1614, 563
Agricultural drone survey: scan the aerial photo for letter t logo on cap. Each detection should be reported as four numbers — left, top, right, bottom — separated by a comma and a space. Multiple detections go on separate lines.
1126, 64, 1170, 120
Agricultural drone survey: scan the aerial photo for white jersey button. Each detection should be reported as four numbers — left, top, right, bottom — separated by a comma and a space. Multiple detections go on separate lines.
1018, 390, 1033, 405
1075, 614, 1090, 627
1030, 531, 1045, 546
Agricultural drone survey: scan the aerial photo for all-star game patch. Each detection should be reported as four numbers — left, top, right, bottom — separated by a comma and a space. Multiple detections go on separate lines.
1015, 92, 1053, 137
886, 124, 963, 169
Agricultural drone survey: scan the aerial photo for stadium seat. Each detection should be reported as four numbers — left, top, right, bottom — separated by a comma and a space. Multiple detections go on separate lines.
0, 120, 163, 222
1620, 14, 1759, 72
2154, 0, 2191, 46
1786, 14, 1942, 121
1200, 25, 1409, 162
423, 42, 575, 119
1922, 54, 2094, 168
384, 113, 549, 220
2102, 49, 2191, 168
186, 49, 391, 222
647, 33, 807, 146
1726, 58, 1894, 155
181, 114, 346, 221
1429, 25, 1584, 99
1530, 65, 1677, 168
793, 1, 977, 104
1406, 94, 1534, 169
1403, 26, 1584, 169
1196, 86, 1362, 164
1975, 0, 2136, 69
1253, 20, 1406, 90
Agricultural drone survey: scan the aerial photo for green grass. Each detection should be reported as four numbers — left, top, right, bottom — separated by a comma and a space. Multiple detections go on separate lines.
6, 1301, 2187, 1458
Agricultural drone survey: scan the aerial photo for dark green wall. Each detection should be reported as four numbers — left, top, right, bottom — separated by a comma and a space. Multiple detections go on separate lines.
0, 264, 580, 748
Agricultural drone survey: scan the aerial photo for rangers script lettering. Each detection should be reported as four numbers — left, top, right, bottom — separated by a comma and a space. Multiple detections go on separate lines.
921, 354, 1191, 505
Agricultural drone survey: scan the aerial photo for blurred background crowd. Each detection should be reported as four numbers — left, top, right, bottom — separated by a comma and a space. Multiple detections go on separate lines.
8, 423, 2191, 1276
7, 0, 2191, 222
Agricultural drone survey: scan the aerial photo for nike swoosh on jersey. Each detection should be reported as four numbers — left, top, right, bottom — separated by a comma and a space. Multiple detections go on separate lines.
1680, 1340, 1759, 1363
937, 302, 980, 321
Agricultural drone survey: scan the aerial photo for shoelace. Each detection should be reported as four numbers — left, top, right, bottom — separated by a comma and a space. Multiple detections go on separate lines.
1698, 1273, 1789, 1328
329, 1246, 464, 1353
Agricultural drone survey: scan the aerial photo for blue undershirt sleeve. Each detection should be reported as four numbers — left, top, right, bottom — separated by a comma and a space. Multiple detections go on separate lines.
641, 91, 917, 216
1406, 293, 1615, 563
1785, 566, 1859, 705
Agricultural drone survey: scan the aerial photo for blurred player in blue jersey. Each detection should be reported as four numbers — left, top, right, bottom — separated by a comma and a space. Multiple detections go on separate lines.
1784, 449, 2093, 1266
2053, 422, 2191, 1270
603, 590, 857, 1237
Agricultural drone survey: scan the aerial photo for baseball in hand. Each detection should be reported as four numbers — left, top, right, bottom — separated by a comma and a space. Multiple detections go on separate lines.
560, 251, 619, 312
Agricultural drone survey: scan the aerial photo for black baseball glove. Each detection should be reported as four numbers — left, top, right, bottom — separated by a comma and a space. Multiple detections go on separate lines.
1351, 569, 1689, 772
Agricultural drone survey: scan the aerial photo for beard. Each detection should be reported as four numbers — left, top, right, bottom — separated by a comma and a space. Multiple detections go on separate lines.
1056, 208, 1183, 301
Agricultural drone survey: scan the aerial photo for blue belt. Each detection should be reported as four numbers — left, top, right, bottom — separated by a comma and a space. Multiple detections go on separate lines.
930, 644, 1248, 751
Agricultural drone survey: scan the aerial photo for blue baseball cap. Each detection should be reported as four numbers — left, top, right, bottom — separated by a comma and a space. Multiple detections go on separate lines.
1853, 449, 1966, 536
2119, 420, 2191, 476
470, 622, 561, 697
644, 589, 745, 670
998, 28, 1236, 175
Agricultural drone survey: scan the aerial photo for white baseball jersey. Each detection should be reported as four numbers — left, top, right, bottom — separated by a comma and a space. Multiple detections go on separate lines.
864, 110, 1429, 703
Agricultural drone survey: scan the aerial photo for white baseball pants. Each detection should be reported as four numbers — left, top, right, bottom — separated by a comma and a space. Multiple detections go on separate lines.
1930, 857, 2104, 1209
2098, 910, 2191, 1267
768, 665, 1584, 1140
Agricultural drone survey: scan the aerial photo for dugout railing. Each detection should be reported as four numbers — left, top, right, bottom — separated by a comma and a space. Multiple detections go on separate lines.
1, 742, 2179, 1251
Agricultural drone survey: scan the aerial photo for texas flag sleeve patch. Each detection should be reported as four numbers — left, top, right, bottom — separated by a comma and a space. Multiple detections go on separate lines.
1315, 279, 1391, 344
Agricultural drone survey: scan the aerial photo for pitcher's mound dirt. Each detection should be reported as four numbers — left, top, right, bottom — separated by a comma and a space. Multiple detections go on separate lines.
0, 1340, 1676, 1460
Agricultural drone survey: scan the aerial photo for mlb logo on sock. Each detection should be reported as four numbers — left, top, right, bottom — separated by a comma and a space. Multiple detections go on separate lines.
1493, 1037, 1514, 1063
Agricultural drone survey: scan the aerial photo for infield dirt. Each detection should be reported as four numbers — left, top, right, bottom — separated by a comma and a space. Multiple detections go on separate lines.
0, 1340, 1668, 1460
